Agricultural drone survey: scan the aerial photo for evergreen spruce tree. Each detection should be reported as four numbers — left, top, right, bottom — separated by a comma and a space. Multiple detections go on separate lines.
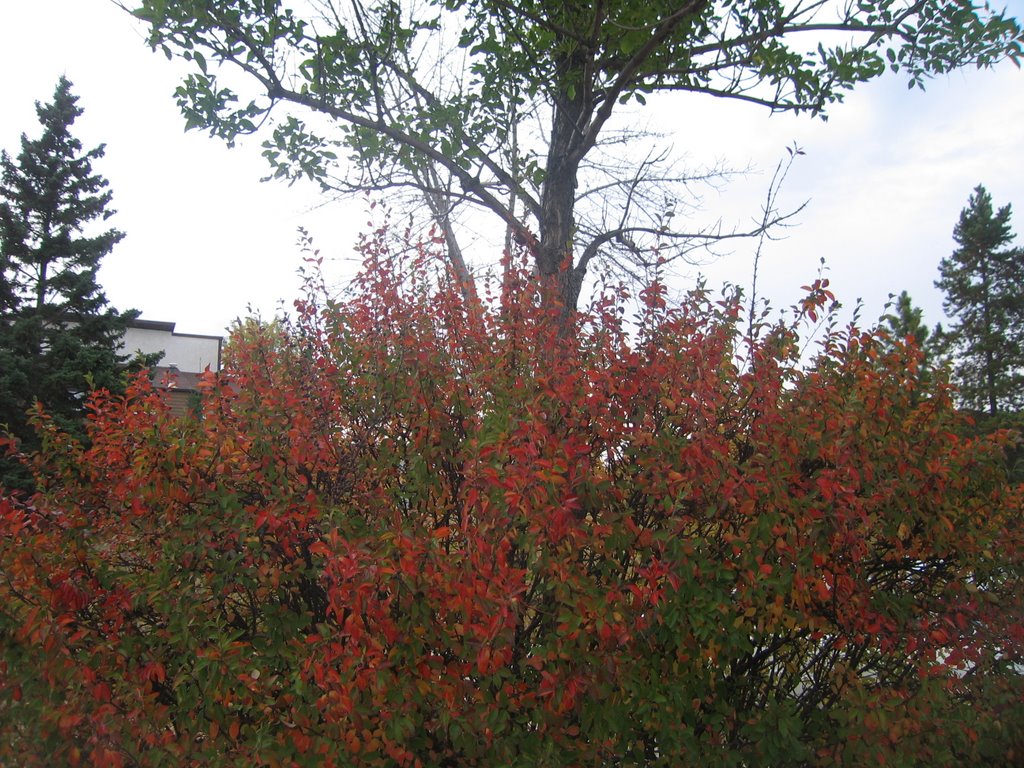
880, 290, 948, 390
0, 77, 137, 490
936, 186, 1024, 416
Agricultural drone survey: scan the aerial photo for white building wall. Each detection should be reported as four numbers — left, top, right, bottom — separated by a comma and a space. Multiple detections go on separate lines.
122, 321, 222, 373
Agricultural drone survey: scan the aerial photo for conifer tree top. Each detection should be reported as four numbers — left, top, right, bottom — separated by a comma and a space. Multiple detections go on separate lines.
935, 185, 1023, 415
1, 78, 136, 491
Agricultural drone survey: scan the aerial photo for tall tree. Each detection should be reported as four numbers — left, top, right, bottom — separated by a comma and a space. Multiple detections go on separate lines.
880, 289, 947, 385
0, 78, 137, 488
125, 0, 1023, 316
935, 185, 1023, 416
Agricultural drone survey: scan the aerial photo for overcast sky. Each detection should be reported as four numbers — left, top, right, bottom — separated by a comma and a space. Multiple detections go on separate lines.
2, 0, 1022, 338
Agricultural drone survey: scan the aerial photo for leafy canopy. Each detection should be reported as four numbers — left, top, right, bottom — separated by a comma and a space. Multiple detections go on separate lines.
1, 229, 1022, 766
125, 0, 1023, 308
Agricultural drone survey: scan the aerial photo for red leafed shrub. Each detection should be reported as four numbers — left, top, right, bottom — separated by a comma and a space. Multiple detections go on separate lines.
2, 231, 1022, 766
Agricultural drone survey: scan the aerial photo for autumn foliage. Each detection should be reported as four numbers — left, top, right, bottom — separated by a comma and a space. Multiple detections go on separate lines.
1, 229, 1022, 766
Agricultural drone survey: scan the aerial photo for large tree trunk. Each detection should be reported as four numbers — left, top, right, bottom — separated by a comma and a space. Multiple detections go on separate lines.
537, 78, 588, 318
980, 256, 998, 415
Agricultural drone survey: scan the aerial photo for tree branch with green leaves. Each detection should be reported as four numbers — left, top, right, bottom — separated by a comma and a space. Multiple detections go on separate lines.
123, 0, 1022, 316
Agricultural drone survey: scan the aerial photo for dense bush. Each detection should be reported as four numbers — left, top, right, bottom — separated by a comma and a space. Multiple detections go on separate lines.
2, 231, 1022, 766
